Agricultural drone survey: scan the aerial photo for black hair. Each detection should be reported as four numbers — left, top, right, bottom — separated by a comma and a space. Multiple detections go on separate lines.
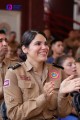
9, 31, 16, 35
19, 51, 27, 62
0, 29, 6, 34
21, 30, 47, 47
50, 38, 63, 46
55, 55, 74, 67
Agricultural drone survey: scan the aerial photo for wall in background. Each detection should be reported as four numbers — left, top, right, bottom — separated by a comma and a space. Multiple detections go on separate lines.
0, 0, 44, 41
0, 0, 74, 40
44, 0, 74, 39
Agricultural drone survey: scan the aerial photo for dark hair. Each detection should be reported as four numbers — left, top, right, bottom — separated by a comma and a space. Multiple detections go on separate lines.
21, 30, 47, 47
50, 38, 63, 46
0, 30, 6, 34
19, 51, 27, 62
55, 55, 74, 67
9, 31, 16, 35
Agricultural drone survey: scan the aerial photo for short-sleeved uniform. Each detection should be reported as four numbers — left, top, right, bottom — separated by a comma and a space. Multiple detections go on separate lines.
4, 60, 72, 120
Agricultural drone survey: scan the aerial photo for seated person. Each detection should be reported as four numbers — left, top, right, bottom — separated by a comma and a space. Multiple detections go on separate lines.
46, 38, 64, 64
4, 31, 80, 120
76, 57, 80, 77
55, 55, 79, 120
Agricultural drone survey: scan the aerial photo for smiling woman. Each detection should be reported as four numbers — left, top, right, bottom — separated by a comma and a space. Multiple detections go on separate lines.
21, 31, 49, 63
3, 30, 80, 120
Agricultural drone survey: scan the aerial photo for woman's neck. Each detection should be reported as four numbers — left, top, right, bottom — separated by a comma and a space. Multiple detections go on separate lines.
27, 58, 44, 72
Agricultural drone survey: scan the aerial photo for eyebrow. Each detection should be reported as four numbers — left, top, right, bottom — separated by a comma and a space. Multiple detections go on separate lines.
0, 38, 7, 41
0, 38, 7, 40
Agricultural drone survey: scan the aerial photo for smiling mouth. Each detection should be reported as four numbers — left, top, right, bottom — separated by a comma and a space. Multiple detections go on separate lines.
40, 52, 48, 55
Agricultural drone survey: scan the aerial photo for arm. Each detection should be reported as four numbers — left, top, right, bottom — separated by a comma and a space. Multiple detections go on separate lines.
4, 69, 47, 120
0, 86, 3, 99
58, 92, 72, 117
0, 74, 4, 99
58, 75, 80, 117
46, 69, 66, 113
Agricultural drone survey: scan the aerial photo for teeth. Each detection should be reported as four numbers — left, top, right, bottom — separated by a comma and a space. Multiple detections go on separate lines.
40, 52, 47, 54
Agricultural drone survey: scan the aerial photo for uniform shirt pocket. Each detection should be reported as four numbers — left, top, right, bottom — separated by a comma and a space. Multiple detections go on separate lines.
18, 80, 38, 100
24, 81, 34, 88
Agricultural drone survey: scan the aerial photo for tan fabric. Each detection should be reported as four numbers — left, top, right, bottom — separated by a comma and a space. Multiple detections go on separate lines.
58, 93, 72, 117
4, 60, 69, 120
0, 57, 20, 119
0, 61, 8, 100
8, 41, 19, 50
0, 115, 2, 120
4, 57, 20, 66
64, 38, 75, 47
0, 60, 9, 119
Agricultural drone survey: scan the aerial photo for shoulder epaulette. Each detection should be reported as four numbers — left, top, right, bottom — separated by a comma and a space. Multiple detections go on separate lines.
8, 63, 21, 70
52, 63, 64, 69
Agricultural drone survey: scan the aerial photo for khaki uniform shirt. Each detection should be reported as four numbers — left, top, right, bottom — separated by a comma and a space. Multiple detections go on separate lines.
0, 60, 9, 101
0, 57, 20, 101
0, 60, 10, 120
0, 57, 20, 120
4, 57, 20, 66
4, 60, 71, 120
8, 41, 19, 49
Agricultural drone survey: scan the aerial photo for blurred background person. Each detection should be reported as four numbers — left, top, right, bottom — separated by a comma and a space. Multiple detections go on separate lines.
0, 29, 8, 119
5, 43, 20, 65
46, 38, 64, 64
64, 30, 80, 58
64, 46, 73, 56
8, 31, 19, 49
76, 58, 80, 77
55, 55, 77, 77
75, 47, 80, 60
55, 55, 79, 120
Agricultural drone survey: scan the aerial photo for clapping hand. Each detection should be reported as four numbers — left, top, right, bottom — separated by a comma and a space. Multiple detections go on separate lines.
59, 75, 80, 95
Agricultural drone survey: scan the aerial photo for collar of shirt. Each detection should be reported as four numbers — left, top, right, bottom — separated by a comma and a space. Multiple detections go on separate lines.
0, 59, 8, 67
6, 57, 19, 61
24, 60, 33, 72
0, 63, 2, 68
23, 60, 49, 83
24, 60, 48, 74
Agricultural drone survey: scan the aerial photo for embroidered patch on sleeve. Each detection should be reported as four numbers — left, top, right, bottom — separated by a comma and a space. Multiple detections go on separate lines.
4, 79, 10, 87
19, 75, 31, 81
49, 69, 60, 80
